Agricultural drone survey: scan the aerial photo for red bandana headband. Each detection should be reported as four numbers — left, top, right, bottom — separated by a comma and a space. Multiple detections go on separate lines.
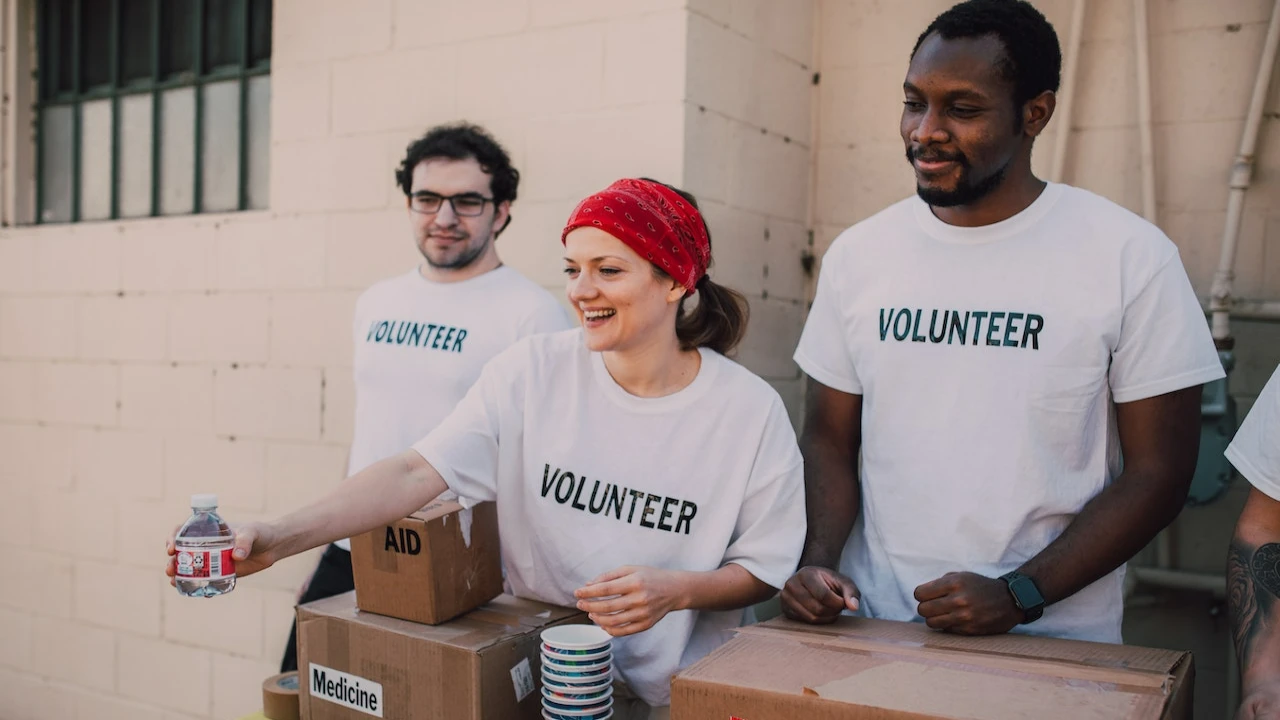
561, 178, 711, 293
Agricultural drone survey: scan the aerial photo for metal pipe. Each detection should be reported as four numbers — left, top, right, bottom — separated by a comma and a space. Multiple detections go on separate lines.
1133, 0, 1158, 224
1050, 0, 1086, 183
1129, 567, 1226, 599
1210, 0, 1280, 343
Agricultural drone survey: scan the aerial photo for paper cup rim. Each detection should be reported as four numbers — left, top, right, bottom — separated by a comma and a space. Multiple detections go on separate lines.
540, 625, 613, 650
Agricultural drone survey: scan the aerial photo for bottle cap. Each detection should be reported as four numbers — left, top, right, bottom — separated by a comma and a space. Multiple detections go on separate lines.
191, 493, 218, 509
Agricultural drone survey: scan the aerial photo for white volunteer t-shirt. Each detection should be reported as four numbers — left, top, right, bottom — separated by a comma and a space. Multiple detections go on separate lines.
413, 329, 805, 706
1226, 366, 1280, 501
336, 265, 569, 550
795, 183, 1224, 642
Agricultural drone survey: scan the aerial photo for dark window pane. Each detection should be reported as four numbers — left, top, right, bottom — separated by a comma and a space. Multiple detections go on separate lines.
249, 0, 271, 66
203, 0, 237, 69
120, 0, 153, 83
48, 0, 75, 95
159, 0, 195, 78
80, 0, 112, 89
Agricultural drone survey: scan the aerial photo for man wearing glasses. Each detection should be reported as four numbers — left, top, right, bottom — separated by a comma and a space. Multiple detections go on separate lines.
279, 122, 570, 672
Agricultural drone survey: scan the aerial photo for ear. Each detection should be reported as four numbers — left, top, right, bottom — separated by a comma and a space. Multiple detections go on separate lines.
666, 279, 687, 304
493, 201, 512, 237
1022, 90, 1056, 138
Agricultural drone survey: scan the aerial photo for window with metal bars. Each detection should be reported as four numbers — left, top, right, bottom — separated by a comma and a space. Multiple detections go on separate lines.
35, 0, 272, 224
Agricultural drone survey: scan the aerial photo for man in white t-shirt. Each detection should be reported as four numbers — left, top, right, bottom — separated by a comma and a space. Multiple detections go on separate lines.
280, 123, 569, 671
781, 0, 1224, 643
1225, 368, 1280, 720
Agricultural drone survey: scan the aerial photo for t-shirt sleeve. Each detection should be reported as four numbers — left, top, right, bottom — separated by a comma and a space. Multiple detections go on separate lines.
721, 397, 806, 589
1109, 252, 1224, 403
1226, 366, 1280, 502
411, 348, 522, 502
793, 242, 862, 394
518, 295, 574, 337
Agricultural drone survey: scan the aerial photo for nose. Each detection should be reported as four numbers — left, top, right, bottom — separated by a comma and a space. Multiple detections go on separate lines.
433, 199, 459, 228
909, 106, 948, 146
566, 271, 598, 305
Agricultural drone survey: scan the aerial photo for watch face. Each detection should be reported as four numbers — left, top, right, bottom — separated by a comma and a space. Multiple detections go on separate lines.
1010, 576, 1045, 608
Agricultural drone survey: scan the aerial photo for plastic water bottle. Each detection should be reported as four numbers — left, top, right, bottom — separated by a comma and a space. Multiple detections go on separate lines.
174, 494, 236, 597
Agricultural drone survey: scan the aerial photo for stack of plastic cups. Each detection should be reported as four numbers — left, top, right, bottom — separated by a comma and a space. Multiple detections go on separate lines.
539, 625, 614, 720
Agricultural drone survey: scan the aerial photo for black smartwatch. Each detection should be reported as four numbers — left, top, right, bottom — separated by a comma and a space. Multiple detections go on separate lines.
999, 571, 1045, 624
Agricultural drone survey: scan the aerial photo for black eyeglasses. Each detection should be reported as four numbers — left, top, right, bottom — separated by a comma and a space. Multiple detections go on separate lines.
408, 192, 494, 217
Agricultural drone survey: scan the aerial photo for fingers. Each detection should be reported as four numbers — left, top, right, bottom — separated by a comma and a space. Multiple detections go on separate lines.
166, 525, 180, 556
801, 570, 846, 611
924, 611, 963, 631
591, 607, 651, 637
913, 573, 957, 603
583, 566, 634, 587
829, 574, 862, 612
781, 569, 846, 624
577, 594, 633, 615
916, 596, 960, 620
232, 526, 257, 561
574, 572, 637, 601
781, 585, 838, 623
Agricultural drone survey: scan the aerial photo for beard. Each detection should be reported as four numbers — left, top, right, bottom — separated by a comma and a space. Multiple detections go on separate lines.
907, 146, 1010, 208
422, 232, 491, 270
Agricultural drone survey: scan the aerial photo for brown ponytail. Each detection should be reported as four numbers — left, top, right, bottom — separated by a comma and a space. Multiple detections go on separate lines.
638, 178, 750, 356
675, 275, 749, 355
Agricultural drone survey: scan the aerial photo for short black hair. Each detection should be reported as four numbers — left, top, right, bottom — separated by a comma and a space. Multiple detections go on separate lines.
911, 0, 1062, 107
393, 122, 519, 206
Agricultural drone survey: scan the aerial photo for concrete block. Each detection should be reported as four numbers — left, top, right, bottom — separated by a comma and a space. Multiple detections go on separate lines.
764, 218, 811, 303
117, 634, 212, 713
263, 588, 300, 663
214, 366, 323, 441
0, 487, 34, 548
0, 667, 78, 720
456, 27, 605, 120
1065, 126, 1143, 214
1164, 209, 1265, 298
689, 0, 732, 26
759, 0, 816, 66
818, 0, 954, 71
324, 210, 421, 289
1080, 0, 1132, 42
36, 490, 116, 561
215, 214, 328, 291
270, 62, 332, 142
34, 224, 121, 293
736, 297, 806, 380
687, 14, 753, 120
38, 362, 119, 426
746, 47, 814, 146
269, 291, 359, 367
272, 135, 392, 213
0, 361, 39, 421
169, 293, 271, 364
164, 584, 264, 658
236, 544, 324, 595
331, 47, 459, 136
1072, 39, 1136, 129
0, 296, 77, 359
0, 423, 75, 492
120, 219, 215, 292
0, 549, 73, 618
393, 0, 531, 48
264, 442, 348, 515
530, 0, 685, 28
322, 367, 356, 445
815, 140, 914, 229
120, 364, 215, 434
164, 435, 267, 514
683, 105, 736, 205
727, 123, 810, 222
1147, 0, 1276, 35
523, 103, 685, 203
0, 607, 32, 671
74, 428, 165, 500
496, 200, 579, 288
1154, 119, 1239, 214
273, 0, 392, 65
74, 561, 162, 636
603, 11, 688, 107
817, 62, 908, 150
212, 653, 281, 720
78, 295, 169, 362
117, 498, 178, 569
73, 692, 167, 720
1152, 23, 1269, 125
0, 234, 37, 293
30, 616, 115, 693
696, 201, 767, 294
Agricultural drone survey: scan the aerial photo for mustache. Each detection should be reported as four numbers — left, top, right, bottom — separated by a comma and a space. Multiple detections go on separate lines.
906, 146, 968, 166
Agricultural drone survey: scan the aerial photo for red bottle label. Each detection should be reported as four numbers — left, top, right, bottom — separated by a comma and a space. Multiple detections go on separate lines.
175, 547, 236, 579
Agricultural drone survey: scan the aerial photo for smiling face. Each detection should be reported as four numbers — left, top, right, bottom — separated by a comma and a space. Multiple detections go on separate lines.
408, 157, 509, 273
901, 32, 1028, 208
563, 227, 686, 354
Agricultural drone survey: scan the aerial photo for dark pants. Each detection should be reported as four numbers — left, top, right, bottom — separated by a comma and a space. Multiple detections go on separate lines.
280, 544, 354, 672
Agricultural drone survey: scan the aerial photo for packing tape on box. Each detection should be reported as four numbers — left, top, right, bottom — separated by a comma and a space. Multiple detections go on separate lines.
262, 671, 300, 720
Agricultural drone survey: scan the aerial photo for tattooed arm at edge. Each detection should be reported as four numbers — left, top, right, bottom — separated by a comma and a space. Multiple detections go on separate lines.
1228, 488, 1280, 718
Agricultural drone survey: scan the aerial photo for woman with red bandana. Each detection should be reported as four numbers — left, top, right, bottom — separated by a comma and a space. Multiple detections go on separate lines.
166, 179, 805, 717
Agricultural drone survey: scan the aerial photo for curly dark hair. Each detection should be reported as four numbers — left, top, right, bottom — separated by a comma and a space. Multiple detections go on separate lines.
911, 0, 1062, 108
393, 123, 520, 207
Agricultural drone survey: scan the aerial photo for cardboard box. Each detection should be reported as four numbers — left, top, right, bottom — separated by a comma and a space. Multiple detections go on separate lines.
672, 617, 1194, 719
297, 591, 587, 720
350, 498, 503, 625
